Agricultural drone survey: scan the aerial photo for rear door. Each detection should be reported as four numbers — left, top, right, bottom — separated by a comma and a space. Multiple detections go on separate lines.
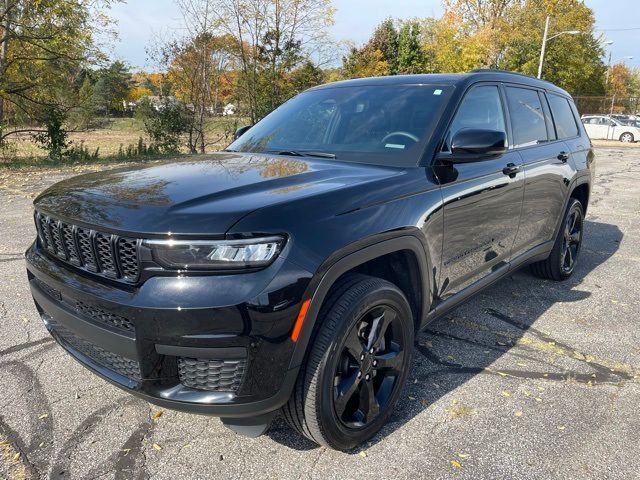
436, 83, 524, 301
509, 86, 574, 257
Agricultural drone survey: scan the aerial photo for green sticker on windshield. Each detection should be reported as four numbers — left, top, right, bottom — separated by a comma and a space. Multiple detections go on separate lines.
433, 89, 443, 95
385, 143, 405, 149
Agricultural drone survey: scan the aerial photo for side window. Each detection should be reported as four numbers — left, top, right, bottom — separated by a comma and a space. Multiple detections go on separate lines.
505, 87, 548, 147
547, 94, 579, 139
444, 85, 506, 151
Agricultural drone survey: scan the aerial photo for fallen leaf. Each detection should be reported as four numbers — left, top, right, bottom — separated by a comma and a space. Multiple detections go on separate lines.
497, 371, 508, 377
152, 411, 163, 420
13, 452, 20, 461
535, 397, 543, 402
514, 411, 523, 417
557, 426, 565, 430
457, 453, 470, 459
38, 414, 48, 419
408, 396, 416, 401
359, 451, 368, 458
152, 443, 162, 451
450, 460, 462, 469
517, 362, 527, 367
501, 390, 511, 397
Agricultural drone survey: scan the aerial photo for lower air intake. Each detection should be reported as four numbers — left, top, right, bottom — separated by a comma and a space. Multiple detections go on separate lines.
177, 357, 246, 392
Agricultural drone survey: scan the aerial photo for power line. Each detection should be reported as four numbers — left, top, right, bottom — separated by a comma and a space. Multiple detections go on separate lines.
595, 27, 640, 32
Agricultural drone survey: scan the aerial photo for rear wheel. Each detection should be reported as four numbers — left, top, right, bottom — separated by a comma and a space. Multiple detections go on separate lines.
531, 198, 584, 281
282, 274, 414, 450
620, 132, 634, 143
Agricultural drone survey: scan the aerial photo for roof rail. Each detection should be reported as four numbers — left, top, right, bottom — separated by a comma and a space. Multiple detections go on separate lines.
470, 68, 539, 80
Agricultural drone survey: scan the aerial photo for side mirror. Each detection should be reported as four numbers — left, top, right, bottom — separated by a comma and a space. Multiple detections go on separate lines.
447, 129, 507, 162
234, 125, 253, 140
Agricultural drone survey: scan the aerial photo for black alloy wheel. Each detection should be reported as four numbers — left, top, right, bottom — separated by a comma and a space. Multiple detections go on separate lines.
560, 203, 583, 275
531, 198, 585, 281
333, 304, 405, 428
282, 274, 414, 450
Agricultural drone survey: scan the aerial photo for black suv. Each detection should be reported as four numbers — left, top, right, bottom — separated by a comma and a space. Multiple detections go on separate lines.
26, 70, 593, 450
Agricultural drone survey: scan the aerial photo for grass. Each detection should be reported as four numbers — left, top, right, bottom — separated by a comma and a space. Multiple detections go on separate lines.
0, 116, 242, 169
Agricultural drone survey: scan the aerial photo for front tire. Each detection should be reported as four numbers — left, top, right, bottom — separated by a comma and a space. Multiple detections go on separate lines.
531, 198, 584, 281
282, 274, 414, 450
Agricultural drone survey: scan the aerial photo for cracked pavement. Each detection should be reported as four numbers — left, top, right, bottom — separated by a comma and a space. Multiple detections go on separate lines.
1, 147, 639, 479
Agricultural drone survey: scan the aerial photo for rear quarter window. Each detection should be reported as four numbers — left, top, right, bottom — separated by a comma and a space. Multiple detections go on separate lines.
547, 94, 579, 139
505, 87, 548, 147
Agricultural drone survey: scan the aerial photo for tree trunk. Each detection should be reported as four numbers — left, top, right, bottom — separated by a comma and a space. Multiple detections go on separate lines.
0, 0, 14, 131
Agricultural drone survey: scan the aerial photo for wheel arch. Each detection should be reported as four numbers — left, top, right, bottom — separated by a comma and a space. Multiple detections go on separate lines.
287, 235, 431, 370
551, 176, 591, 241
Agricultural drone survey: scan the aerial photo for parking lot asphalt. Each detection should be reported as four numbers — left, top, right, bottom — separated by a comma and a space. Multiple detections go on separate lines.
1, 145, 639, 480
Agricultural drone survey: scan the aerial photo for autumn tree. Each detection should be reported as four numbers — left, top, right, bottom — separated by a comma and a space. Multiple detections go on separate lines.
607, 63, 632, 97
204, 0, 335, 122
0, 0, 118, 145
163, 32, 235, 152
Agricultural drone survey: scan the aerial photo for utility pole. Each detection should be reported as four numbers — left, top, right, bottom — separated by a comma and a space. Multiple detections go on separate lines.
537, 16, 550, 79
537, 16, 579, 80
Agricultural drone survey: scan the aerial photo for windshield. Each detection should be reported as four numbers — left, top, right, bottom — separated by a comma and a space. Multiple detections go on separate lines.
227, 84, 454, 166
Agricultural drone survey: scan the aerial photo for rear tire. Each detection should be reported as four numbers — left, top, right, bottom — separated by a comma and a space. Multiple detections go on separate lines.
530, 198, 584, 281
282, 274, 414, 450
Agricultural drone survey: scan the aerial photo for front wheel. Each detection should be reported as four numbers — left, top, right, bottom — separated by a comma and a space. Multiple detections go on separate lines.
282, 274, 414, 450
620, 132, 634, 143
531, 198, 584, 281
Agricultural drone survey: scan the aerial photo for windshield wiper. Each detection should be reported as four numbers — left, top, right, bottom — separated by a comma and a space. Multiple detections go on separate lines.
267, 150, 336, 159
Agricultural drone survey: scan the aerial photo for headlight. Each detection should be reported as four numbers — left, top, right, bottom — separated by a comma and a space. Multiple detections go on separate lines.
144, 236, 285, 270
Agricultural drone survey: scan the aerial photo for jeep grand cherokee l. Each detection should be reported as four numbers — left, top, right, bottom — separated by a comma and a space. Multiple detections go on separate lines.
26, 70, 594, 450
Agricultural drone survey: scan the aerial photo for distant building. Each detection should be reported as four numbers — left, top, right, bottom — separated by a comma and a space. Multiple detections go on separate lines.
223, 103, 236, 116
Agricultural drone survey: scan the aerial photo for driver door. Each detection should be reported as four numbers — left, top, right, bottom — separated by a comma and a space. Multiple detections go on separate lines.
435, 83, 524, 301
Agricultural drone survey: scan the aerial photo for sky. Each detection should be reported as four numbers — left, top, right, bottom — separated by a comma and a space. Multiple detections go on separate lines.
107, 0, 640, 71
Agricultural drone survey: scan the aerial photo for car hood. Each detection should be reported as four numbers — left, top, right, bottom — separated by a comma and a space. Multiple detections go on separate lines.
34, 152, 400, 236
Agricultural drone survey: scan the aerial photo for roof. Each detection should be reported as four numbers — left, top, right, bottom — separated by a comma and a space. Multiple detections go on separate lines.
312, 70, 571, 98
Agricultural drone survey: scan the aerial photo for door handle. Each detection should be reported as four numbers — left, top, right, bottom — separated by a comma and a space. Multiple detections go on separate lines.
502, 163, 521, 177
557, 151, 569, 162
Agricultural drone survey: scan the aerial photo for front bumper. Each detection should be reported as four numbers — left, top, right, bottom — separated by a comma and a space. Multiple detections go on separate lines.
26, 242, 311, 418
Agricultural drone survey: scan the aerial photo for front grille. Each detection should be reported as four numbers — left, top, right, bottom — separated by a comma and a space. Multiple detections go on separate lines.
53, 325, 141, 381
178, 357, 246, 392
34, 211, 140, 283
74, 300, 135, 333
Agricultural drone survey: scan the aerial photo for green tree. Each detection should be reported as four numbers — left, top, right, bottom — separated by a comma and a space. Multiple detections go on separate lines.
397, 20, 425, 74
135, 98, 189, 153
92, 61, 133, 116
76, 75, 97, 128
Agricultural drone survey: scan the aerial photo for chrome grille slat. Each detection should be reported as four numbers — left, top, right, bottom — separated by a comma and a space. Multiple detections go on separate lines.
34, 211, 141, 283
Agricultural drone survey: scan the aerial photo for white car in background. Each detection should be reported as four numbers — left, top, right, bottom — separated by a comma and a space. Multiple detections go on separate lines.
581, 115, 640, 142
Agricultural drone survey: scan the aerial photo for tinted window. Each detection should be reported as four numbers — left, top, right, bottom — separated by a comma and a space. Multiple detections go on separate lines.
227, 85, 454, 166
505, 87, 548, 147
548, 94, 579, 138
444, 85, 506, 150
